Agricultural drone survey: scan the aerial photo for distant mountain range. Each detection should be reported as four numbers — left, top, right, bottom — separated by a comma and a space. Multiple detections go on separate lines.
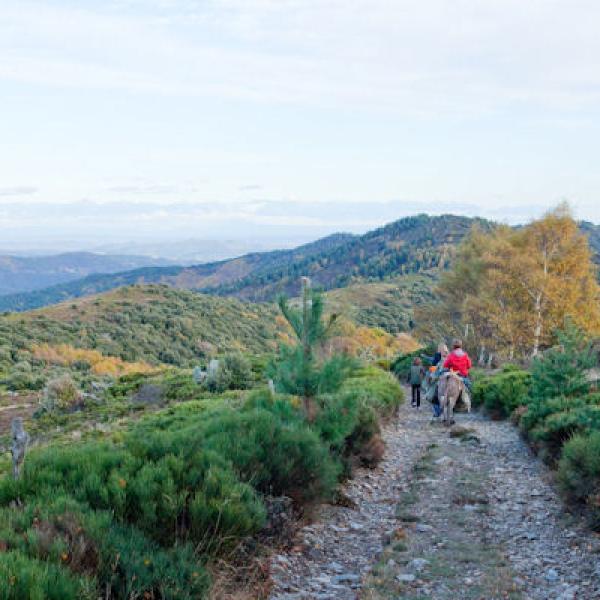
1, 214, 598, 313
88, 237, 305, 264
0, 252, 174, 296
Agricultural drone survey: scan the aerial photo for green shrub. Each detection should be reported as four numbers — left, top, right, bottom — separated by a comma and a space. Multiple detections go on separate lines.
41, 375, 82, 412
0, 431, 265, 553
0, 551, 93, 600
557, 431, 600, 529
201, 408, 340, 504
472, 369, 531, 418
531, 321, 596, 402
519, 393, 600, 435
341, 368, 404, 415
0, 496, 210, 599
269, 347, 356, 399
530, 403, 600, 464
313, 391, 360, 456
244, 388, 303, 425
203, 353, 253, 393
98, 524, 210, 599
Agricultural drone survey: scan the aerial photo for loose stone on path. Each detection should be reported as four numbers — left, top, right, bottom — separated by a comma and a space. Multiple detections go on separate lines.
269, 392, 600, 599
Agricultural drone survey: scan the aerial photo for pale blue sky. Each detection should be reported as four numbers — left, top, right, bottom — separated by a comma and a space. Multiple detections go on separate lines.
1, 0, 600, 249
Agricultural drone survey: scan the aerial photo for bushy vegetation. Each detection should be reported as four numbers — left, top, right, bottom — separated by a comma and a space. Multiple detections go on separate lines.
0, 353, 402, 597
557, 431, 600, 529
201, 353, 253, 393
471, 365, 532, 418
476, 322, 600, 528
324, 275, 437, 335
0, 267, 411, 596
40, 374, 82, 413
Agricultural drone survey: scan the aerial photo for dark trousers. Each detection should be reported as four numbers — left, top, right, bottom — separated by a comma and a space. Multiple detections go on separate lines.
411, 384, 421, 407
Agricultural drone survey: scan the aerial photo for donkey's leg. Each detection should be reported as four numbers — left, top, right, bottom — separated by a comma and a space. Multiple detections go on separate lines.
442, 399, 449, 425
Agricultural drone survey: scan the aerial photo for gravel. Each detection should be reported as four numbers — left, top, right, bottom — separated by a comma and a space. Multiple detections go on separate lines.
269, 392, 600, 599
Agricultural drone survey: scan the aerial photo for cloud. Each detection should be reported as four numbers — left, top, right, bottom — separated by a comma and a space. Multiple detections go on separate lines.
106, 184, 196, 194
0, 186, 37, 196
2, 1, 600, 115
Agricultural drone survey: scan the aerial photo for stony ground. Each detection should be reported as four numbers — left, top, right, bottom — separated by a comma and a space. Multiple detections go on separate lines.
269, 392, 600, 599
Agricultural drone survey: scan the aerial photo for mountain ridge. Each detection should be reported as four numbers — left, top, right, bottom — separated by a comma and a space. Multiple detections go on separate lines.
1, 215, 598, 313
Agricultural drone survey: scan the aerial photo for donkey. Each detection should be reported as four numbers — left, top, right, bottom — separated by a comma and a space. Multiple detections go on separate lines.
438, 371, 471, 425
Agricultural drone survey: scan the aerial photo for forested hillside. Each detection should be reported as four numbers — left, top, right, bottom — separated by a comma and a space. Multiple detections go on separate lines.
2, 215, 598, 315
204, 214, 487, 301
0, 215, 484, 311
0, 233, 355, 312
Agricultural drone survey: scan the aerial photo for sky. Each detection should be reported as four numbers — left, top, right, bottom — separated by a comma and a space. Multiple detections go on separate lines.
1, 0, 600, 251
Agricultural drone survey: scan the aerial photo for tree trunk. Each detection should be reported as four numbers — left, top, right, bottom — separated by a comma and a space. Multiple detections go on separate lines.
478, 345, 486, 366
532, 291, 543, 357
301, 277, 313, 420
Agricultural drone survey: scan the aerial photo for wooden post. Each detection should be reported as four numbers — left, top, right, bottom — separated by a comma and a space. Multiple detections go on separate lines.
11, 417, 29, 480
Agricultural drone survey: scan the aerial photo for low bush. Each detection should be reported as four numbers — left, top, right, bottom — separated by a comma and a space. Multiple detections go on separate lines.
203, 353, 253, 393
530, 321, 596, 402
519, 393, 600, 435
0, 497, 211, 600
342, 367, 404, 416
557, 431, 600, 530
528, 397, 600, 464
472, 368, 532, 418
200, 408, 340, 504
0, 550, 94, 600
0, 355, 401, 597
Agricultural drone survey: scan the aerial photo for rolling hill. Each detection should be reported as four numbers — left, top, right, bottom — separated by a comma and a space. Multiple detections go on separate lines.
0, 285, 285, 375
0, 251, 173, 296
0, 233, 356, 311
324, 272, 438, 334
2, 215, 598, 313
0, 215, 479, 311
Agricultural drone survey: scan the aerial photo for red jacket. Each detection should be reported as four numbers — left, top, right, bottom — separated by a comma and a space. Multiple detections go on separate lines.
443, 349, 472, 377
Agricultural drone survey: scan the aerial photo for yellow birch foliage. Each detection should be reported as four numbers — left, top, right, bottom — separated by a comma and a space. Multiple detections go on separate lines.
32, 343, 156, 376
418, 205, 600, 358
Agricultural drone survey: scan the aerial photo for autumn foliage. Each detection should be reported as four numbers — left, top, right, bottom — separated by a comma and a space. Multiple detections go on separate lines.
32, 343, 156, 377
418, 205, 600, 360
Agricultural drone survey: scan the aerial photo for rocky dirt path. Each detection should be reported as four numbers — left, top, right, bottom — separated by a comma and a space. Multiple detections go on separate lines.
269, 392, 600, 599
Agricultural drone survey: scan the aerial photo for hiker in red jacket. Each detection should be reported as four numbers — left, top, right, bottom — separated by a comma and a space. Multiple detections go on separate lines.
443, 338, 472, 391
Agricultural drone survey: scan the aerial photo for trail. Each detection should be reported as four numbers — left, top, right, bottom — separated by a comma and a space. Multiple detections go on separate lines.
269, 392, 600, 599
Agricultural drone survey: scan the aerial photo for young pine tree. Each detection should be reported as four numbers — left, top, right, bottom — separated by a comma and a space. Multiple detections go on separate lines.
273, 277, 353, 419
531, 319, 597, 402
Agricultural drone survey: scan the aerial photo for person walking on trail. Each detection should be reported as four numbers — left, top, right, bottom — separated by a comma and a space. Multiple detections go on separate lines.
443, 339, 473, 392
408, 357, 425, 408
